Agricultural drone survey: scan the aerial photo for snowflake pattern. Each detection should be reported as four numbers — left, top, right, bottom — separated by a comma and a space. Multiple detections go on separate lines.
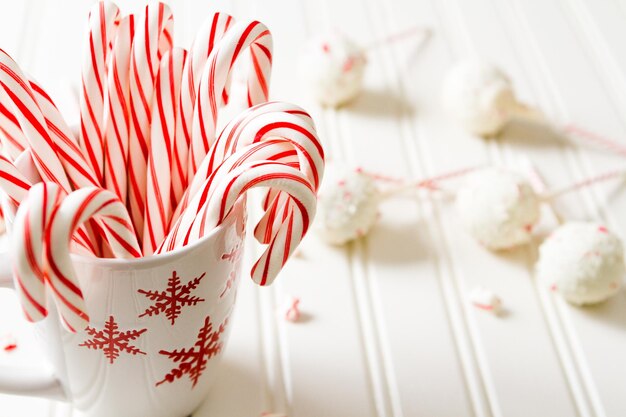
138, 271, 206, 325
156, 315, 228, 388
79, 316, 147, 364
219, 244, 242, 299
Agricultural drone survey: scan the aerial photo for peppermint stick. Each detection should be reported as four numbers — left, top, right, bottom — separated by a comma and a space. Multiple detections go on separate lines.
191, 160, 316, 286
127, 1, 174, 237
46, 187, 142, 332
11, 183, 64, 322
79, 1, 121, 183
143, 47, 186, 254
187, 20, 273, 179
103, 14, 136, 202
172, 12, 234, 206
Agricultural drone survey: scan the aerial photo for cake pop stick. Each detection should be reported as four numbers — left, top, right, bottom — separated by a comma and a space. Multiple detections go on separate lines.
172, 12, 234, 205
10, 182, 64, 323
143, 47, 186, 255
127, 1, 174, 238
317, 165, 479, 245
187, 19, 273, 179
79, 1, 121, 183
103, 14, 136, 202
46, 187, 141, 332
562, 124, 626, 158
300, 26, 430, 107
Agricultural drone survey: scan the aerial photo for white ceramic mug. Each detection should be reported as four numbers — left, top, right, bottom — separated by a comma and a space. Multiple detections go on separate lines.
0, 201, 246, 417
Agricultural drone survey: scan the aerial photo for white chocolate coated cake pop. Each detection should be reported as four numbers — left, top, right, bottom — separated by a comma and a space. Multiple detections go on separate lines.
456, 167, 541, 250
442, 61, 534, 137
316, 166, 379, 245
537, 222, 624, 305
300, 32, 367, 107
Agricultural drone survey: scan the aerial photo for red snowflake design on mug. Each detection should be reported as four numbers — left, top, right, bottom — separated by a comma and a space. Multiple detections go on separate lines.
137, 271, 206, 324
156, 315, 228, 388
79, 316, 147, 364
219, 244, 242, 299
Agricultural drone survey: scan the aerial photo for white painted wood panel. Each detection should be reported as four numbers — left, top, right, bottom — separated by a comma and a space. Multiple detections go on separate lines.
0, 1, 624, 416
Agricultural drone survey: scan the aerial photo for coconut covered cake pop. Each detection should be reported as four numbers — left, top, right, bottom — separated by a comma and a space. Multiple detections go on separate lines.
300, 32, 367, 107
537, 222, 624, 305
456, 167, 541, 250
442, 60, 539, 137
316, 166, 380, 245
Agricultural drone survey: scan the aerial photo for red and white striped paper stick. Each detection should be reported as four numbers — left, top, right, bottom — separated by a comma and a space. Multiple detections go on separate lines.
103, 14, 136, 202
192, 161, 316, 286
10, 182, 64, 322
187, 20, 273, 179
562, 124, 626, 158
79, 1, 121, 184
46, 187, 142, 332
127, 2, 174, 237
143, 47, 186, 254
172, 12, 234, 206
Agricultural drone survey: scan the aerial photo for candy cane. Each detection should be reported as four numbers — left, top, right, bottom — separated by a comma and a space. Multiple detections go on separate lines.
162, 139, 300, 252
11, 182, 64, 322
192, 160, 316, 286
187, 20, 273, 178
172, 12, 234, 205
127, 1, 174, 237
29, 79, 101, 189
0, 153, 30, 206
46, 187, 141, 332
103, 14, 135, 202
0, 90, 27, 160
0, 49, 73, 192
79, 1, 121, 184
143, 47, 186, 254
173, 103, 318, 225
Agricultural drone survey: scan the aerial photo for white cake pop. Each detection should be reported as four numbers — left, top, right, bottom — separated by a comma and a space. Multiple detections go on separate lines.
456, 167, 541, 250
316, 167, 380, 245
300, 32, 367, 107
442, 61, 538, 137
537, 222, 624, 305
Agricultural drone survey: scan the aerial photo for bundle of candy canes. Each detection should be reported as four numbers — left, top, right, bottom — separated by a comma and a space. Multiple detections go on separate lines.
0, 2, 324, 332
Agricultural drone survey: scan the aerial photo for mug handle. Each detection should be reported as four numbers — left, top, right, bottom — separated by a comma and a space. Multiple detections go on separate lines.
0, 258, 67, 401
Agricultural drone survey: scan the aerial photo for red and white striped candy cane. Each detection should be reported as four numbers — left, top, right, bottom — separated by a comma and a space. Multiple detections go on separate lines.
103, 14, 136, 202
172, 12, 234, 205
11, 182, 64, 322
202, 105, 323, 243
79, 1, 121, 184
0, 49, 73, 192
0, 153, 31, 207
192, 160, 316, 286
143, 47, 186, 254
162, 138, 300, 252
29, 79, 101, 189
127, 1, 174, 237
187, 20, 273, 179
0, 89, 27, 160
46, 187, 142, 332
173, 103, 317, 224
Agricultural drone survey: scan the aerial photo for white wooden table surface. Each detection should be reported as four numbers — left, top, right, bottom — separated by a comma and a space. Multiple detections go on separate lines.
1, 0, 626, 416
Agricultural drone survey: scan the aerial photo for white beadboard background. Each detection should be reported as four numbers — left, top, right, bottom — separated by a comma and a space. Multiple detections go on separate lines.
0, 0, 625, 416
